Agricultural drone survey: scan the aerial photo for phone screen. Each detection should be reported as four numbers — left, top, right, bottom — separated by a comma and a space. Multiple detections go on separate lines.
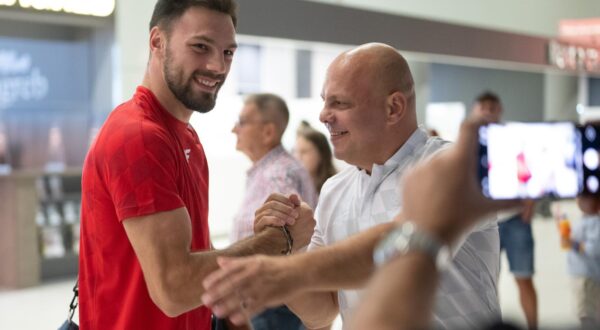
478, 122, 582, 199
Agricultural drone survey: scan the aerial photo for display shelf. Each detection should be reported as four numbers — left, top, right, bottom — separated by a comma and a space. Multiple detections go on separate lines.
0, 168, 82, 288
35, 172, 81, 280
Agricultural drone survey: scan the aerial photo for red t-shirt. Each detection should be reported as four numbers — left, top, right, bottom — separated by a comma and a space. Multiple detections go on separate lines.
79, 86, 211, 329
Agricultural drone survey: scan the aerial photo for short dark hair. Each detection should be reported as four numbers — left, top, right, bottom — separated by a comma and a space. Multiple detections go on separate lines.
149, 0, 237, 33
475, 91, 501, 104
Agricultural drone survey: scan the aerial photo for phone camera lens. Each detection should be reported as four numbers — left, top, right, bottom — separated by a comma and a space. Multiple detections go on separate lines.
585, 126, 597, 142
583, 148, 599, 170
586, 176, 599, 193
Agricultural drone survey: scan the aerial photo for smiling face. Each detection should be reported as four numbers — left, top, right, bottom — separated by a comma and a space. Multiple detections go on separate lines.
319, 54, 389, 170
161, 6, 237, 113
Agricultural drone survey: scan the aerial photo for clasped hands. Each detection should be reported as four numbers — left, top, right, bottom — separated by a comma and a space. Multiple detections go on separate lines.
202, 193, 315, 325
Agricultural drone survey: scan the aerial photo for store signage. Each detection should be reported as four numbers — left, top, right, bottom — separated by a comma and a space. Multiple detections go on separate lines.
548, 40, 600, 73
0, 50, 49, 111
559, 19, 600, 48
0, 0, 114, 17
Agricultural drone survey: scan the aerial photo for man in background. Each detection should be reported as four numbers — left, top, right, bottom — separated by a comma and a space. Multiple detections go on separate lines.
472, 91, 538, 330
231, 93, 317, 329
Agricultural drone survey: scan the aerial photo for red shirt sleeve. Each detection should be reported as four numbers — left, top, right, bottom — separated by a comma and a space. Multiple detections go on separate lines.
103, 120, 185, 221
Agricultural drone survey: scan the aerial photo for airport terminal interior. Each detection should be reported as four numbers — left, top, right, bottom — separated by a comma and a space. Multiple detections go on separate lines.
1, 0, 600, 329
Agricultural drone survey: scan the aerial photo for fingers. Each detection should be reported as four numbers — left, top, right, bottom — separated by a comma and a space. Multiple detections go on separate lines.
254, 217, 287, 233
264, 193, 296, 206
202, 259, 245, 305
254, 194, 302, 231
255, 200, 299, 225
203, 257, 271, 320
288, 193, 301, 207
481, 198, 523, 215
455, 116, 486, 164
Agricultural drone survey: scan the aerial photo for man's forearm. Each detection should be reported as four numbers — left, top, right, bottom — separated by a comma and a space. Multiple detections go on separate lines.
157, 227, 289, 316
283, 222, 397, 327
295, 222, 397, 291
223, 226, 290, 257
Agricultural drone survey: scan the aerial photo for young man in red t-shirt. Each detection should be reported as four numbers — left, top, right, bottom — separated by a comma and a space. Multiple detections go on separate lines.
78, 1, 315, 329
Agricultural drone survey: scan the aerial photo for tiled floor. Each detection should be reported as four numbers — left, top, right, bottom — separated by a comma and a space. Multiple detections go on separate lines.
0, 218, 581, 329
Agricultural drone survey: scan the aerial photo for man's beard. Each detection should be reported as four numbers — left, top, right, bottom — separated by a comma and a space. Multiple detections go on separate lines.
163, 47, 223, 113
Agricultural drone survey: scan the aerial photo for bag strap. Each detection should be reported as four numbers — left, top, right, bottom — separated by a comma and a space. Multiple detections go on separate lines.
67, 279, 79, 324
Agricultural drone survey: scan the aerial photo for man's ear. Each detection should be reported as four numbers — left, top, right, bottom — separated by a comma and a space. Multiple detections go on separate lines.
149, 26, 166, 59
261, 122, 277, 145
387, 91, 407, 125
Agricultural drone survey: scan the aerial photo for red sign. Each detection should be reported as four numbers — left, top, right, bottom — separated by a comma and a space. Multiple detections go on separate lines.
559, 19, 600, 47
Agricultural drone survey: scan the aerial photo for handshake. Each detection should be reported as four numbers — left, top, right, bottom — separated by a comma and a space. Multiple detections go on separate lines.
202, 193, 317, 325
252, 193, 316, 253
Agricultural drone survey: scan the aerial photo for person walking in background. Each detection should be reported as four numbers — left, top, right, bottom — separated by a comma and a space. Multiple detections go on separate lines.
558, 196, 600, 330
294, 120, 337, 195
231, 93, 318, 330
472, 91, 538, 330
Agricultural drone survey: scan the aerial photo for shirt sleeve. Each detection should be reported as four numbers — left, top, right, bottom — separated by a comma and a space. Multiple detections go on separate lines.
104, 121, 185, 221
271, 166, 318, 209
307, 203, 325, 251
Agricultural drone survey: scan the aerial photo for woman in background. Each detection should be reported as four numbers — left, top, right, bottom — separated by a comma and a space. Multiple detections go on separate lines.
294, 121, 337, 195
294, 122, 337, 329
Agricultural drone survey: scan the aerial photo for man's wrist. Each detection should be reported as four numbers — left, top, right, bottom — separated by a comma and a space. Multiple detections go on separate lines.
266, 225, 293, 255
393, 213, 457, 245
404, 215, 462, 246
257, 227, 291, 256
373, 221, 451, 270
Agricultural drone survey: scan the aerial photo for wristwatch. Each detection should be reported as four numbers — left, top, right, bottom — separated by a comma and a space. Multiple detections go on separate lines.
373, 222, 451, 270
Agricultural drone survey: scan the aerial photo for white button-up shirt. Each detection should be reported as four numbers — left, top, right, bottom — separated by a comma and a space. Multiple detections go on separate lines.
309, 128, 501, 329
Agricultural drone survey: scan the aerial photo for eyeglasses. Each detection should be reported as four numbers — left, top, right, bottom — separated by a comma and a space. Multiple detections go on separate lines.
234, 117, 268, 128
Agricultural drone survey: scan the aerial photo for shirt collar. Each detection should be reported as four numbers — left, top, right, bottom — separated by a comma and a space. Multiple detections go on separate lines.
367, 127, 429, 178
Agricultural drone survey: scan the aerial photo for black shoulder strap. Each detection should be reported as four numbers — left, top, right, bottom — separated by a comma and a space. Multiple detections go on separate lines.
67, 279, 78, 324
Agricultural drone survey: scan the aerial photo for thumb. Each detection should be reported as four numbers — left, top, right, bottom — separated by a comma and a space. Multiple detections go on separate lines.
216, 256, 233, 268
288, 194, 301, 207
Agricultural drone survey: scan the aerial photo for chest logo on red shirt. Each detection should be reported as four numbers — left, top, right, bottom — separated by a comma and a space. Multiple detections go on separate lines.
184, 149, 191, 162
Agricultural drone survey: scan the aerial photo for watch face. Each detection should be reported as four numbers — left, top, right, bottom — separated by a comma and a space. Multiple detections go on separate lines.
374, 222, 448, 269
436, 245, 452, 269
392, 229, 411, 254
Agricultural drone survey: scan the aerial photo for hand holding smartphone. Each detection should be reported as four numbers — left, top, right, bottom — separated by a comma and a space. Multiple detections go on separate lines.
478, 122, 600, 199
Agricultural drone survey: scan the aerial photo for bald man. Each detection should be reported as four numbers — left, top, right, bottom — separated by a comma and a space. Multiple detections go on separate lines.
202, 44, 501, 330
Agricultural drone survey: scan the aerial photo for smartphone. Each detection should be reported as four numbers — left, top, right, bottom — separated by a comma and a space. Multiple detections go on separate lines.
478, 122, 600, 199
